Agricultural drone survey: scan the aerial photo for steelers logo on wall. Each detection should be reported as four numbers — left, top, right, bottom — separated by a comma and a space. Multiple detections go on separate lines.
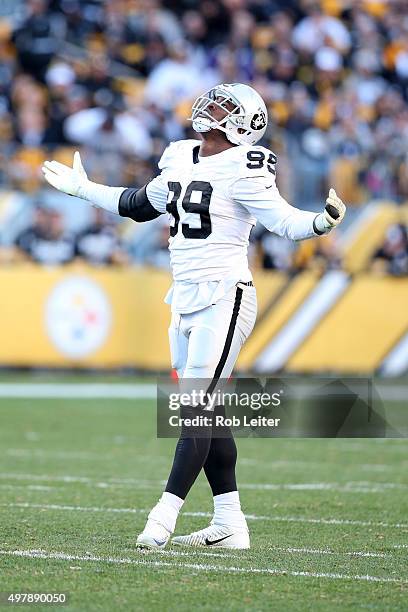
45, 276, 112, 358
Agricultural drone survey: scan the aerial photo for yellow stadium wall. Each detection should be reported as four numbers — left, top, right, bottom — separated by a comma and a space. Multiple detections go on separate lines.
287, 274, 408, 374
0, 265, 407, 373
0, 264, 172, 370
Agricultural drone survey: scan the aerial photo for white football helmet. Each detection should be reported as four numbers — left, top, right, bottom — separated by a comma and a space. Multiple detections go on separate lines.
190, 83, 268, 146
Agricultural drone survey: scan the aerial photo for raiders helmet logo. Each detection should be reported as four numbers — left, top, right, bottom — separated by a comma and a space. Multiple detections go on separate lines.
250, 111, 266, 130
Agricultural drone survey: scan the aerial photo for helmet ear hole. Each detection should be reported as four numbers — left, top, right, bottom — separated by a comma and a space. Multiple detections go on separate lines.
237, 128, 246, 134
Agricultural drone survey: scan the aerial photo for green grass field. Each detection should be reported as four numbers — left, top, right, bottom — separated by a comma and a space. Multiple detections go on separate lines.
0, 377, 407, 611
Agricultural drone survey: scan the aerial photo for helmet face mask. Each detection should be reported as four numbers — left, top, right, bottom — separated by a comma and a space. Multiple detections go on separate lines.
190, 83, 268, 146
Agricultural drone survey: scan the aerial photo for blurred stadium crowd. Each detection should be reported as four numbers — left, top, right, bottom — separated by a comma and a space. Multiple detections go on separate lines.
0, 0, 407, 273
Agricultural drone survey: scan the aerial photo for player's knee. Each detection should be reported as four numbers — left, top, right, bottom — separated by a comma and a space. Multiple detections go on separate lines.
184, 349, 218, 376
188, 352, 216, 372
183, 364, 216, 379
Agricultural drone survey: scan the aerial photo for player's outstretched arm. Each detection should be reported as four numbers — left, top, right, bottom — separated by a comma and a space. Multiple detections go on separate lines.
233, 174, 346, 241
42, 152, 165, 222
42, 151, 125, 214
313, 188, 346, 236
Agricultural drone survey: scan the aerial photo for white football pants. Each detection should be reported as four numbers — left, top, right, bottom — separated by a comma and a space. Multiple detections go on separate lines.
168, 282, 257, 381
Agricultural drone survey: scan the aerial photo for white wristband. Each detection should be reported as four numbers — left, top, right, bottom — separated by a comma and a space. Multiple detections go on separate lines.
313, 213, 332, 234
78, 181, 127, 215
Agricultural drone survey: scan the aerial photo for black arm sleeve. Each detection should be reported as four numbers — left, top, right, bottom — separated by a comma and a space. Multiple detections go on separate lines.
118, 185, 162, 222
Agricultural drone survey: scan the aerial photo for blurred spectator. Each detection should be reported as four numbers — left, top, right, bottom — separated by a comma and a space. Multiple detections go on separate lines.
15, 106, 64, 146
144, 222, 171, 270
75, 208, 129, 266
371, 224, 408, 276
1, 0, 407, 201
294, 233, 341, 273
14, 205, 75, 265
145, 42, 216, 110
345, 49, 386, 107
64, 103, 153, 157
291, 3, 351, 55
253, 226, 295, 270
12, 0, 59, 82
0, 0, 407, 271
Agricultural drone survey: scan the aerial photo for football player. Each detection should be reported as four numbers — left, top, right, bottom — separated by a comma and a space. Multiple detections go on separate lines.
42, 83, 346, 550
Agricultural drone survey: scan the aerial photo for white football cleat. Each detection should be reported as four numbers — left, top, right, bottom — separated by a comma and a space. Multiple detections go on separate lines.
136, 519, 171, 550
171, 524, 250, 549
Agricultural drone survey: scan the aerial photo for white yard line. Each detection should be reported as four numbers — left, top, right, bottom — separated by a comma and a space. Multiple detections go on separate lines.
0, 473, 102, 483
0, 480, 401, 495
149, 548, 236, 559
0, 383, 156, 399
0, 473, 160, 487
239, 458, 407, 473
2, 502, 147, 514
133, 547, 388, 560
2, 502, 407, 529
239, 482, 408, 493
0, 472, 406, 494
5, 448, 169, 462
357, 464, 403, 472
6, 449, 109, 460
272, 547, 387, 558
7, 451, 406, 474
0, 549, 405, 584
0, 484, 56, 491
0, 382, 406, 402
0, 482, 153, 491
327, 443, 408, 454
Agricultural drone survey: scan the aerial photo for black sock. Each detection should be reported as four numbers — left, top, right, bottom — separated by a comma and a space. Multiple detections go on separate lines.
165, 405, 212, 499
165, 436, 212, 499
203, 437, 237, 496
204, 406, 237, 496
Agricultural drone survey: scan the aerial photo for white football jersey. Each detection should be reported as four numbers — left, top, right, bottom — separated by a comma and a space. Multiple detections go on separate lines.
146, 139, 318, 313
